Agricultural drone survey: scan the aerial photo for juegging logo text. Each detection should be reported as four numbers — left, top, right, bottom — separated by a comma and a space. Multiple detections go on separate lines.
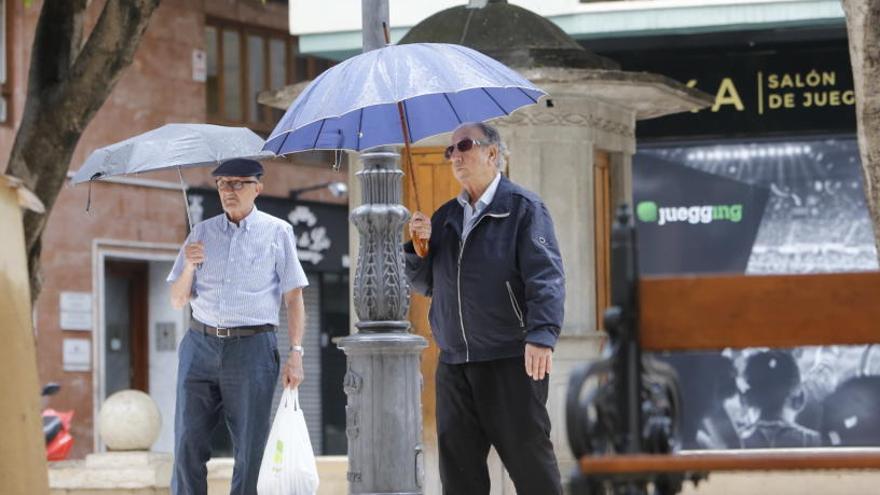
636, 201, 743, 226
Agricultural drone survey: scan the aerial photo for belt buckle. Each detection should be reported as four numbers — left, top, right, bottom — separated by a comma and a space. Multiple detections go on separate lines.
215, 327, 231, 338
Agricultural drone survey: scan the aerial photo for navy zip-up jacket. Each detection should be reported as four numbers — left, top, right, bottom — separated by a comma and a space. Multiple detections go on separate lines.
404, 175, 565, 364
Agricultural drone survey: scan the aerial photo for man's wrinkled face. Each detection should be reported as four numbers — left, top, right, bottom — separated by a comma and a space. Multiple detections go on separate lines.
216, 176, 263, 215
448, 126, 497, 188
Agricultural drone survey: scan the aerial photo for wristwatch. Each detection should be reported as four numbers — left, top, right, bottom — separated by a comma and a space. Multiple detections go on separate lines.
289, 344, 304, 356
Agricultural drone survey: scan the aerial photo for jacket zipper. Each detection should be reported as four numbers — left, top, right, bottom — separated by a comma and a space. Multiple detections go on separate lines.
506, 281, 525, 328
456, 212, 510, 362
457, 239, 469, 362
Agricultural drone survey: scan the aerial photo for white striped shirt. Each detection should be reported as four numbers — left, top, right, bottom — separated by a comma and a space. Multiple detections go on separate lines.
167, 206, 308, 327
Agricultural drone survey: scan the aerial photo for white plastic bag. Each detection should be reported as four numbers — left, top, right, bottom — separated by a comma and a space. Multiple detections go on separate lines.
257, 388, 320, 495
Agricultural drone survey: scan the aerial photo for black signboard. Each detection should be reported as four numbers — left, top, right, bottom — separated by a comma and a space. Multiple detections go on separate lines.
633, 156, 768, 275
613, 41, 856, 139
187, 188, 349, 273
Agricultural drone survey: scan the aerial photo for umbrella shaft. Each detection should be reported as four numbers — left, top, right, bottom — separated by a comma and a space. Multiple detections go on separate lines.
394, 99, 426, 257
177, 167, 194, 232
396, 101, 421, 212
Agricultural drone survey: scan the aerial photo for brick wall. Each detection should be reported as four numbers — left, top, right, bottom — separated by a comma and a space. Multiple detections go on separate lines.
2, 0, 345, 458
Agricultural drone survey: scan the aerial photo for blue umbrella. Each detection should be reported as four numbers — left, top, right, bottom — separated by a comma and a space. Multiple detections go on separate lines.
264, 41, 545, 257
262, 43, 546, 154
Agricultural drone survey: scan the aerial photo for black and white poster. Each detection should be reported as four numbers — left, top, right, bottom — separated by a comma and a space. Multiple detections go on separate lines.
634, 137, 880, 450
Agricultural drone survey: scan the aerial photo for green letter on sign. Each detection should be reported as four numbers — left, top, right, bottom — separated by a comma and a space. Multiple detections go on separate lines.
636, 201, 658, 223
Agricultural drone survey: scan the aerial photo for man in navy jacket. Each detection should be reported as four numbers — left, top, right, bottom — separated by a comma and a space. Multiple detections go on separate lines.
405, 122, 565, 495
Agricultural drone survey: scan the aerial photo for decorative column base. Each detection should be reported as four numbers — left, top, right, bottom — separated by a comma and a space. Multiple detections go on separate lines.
338, 332, 428, 494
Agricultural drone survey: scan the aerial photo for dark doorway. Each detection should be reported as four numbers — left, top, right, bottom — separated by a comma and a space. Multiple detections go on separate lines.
321, 271, 349, 454
104, 260, 150, 396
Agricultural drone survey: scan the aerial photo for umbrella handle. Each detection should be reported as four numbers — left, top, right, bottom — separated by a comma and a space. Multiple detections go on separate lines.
398, 110, 428, 258
413, 237, 428, 258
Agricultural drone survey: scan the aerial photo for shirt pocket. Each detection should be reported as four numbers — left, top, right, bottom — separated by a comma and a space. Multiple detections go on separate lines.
244, 243, 277, 290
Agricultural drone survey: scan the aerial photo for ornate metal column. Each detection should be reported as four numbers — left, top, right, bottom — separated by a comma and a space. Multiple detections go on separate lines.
337, 2, 428, 493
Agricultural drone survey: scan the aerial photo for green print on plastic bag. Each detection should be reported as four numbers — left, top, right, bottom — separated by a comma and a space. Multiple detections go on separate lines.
273, 439, 284, 468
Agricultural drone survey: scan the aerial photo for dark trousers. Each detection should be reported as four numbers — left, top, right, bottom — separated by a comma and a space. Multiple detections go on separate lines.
436, 357, 562, 495
172, 329, 280, 495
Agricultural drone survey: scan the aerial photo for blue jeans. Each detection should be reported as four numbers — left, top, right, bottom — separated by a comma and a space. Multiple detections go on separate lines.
172, 328, 280, 495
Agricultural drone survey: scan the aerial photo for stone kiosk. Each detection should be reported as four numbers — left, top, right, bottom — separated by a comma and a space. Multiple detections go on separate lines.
259, 1, 711, 493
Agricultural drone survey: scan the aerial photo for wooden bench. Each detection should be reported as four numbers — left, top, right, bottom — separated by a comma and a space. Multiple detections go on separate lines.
566, 209, 880, 493
579, 448, 880, 475
639, 272, 880, 352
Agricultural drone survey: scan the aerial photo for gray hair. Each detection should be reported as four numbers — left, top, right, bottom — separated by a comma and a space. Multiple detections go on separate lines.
460, 122, 509, 170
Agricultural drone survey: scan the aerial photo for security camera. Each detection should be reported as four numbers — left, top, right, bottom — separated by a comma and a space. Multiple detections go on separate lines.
328, 181, 348, 198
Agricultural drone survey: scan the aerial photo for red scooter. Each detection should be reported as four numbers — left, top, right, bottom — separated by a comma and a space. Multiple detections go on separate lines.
42, 383, 74, 461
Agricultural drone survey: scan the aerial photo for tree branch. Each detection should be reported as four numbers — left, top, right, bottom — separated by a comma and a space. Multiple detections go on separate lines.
62, 0, 161, 136
7, 0, 88, 186
5, 0, 161, 301
27, 0, 87, 99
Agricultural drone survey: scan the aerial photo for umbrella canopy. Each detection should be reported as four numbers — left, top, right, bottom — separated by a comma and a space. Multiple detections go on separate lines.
71, 123, 271, 184
263, 43, 546, 154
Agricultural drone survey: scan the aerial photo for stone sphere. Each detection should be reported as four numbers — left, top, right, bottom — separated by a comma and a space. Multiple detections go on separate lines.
98, 389, 162, 451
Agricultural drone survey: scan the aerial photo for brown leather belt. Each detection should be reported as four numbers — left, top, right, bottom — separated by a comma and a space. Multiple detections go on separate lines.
191, 319, 275, 338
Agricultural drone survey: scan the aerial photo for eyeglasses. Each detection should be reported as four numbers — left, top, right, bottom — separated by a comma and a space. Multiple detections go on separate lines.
444, 137, 486, 160
216, 179, 259, 191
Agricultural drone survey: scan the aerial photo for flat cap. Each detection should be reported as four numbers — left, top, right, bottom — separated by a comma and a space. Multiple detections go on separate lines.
211, 158, 264, 177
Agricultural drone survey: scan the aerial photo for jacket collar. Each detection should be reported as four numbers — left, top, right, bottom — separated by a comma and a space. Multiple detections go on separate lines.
483, 175, 514, 216
456, 172, 502, 212
444, 175, 513, 235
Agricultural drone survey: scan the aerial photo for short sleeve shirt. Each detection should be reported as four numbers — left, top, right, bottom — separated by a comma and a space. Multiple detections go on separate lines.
167, 206, 308, 327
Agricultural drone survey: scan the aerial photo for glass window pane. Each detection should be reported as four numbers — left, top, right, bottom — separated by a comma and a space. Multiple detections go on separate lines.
248, 34, 265, 123
205, 26, 219, 116
291, 40, 307, 83
269, 39, 287, 124
289, 40, 297, 81
296, 56, 309, 83
269, 38, 286, 89
223, 29, 242, 121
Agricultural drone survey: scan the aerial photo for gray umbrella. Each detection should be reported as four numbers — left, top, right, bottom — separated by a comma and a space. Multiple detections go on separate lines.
71, 123, 272, 229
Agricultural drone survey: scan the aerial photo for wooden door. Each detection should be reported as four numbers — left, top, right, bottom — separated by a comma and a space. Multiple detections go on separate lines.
593, 150, 612, 331
402, 147, 460, 447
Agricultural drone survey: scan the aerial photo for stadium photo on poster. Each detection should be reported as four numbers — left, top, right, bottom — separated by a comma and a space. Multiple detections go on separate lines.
633, 137, 880, 450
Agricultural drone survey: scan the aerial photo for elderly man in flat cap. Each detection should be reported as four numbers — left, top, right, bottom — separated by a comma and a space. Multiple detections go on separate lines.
167, 158, 308, 495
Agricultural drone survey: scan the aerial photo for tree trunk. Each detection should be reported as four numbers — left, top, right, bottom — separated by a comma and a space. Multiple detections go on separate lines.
842, 0, 880, 263
5, 0, 161, 302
